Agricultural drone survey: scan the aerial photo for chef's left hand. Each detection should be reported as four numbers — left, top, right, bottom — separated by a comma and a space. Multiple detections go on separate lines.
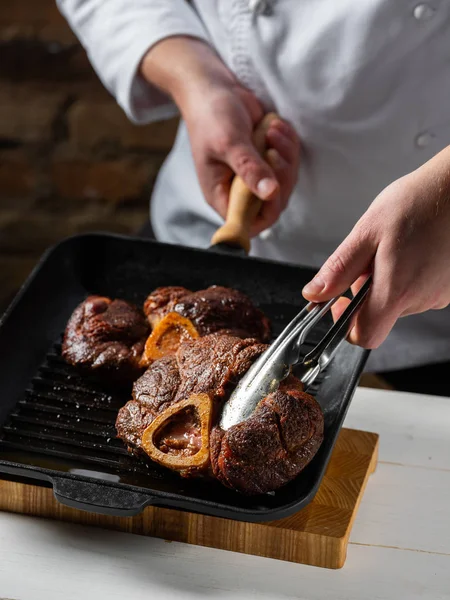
302, 146, 450, 348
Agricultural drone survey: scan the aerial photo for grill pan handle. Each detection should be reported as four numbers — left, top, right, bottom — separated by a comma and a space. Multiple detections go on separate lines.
210, 112, 279, 253
52, 477, 153, 517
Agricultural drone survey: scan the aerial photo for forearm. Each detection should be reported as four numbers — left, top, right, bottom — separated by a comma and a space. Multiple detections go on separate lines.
139, 36, 237, 114
414, 144, 450, 201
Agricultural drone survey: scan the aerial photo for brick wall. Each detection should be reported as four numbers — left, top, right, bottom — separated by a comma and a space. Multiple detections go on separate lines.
0, 0, 179, 311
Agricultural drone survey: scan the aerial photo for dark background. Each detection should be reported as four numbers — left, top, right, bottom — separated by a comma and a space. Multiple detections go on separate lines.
0, 0, 177, 313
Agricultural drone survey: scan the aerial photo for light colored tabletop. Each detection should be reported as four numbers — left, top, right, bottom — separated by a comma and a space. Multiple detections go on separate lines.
1, 387, 449, 600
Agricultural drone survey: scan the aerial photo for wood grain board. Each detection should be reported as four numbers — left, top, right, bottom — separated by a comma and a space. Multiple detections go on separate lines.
0, 427, 378, 569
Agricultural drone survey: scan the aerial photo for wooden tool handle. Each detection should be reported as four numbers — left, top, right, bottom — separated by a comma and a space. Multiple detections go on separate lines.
210, 112, 279, 253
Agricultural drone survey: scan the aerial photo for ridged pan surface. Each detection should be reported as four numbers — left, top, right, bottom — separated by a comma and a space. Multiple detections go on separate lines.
0, 233, 369, 521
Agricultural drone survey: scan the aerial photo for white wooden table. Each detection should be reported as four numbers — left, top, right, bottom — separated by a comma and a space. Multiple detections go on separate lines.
1, 387, 449, 600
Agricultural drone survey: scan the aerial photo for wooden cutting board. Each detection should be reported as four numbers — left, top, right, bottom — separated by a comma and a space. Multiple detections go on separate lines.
0, 427, 378, 569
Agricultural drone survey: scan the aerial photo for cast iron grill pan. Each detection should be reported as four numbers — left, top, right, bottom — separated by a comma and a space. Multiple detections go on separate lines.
0, 233, 368, 521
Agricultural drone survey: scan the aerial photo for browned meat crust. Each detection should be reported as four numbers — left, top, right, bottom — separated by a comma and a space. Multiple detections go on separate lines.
175, 334, 267, 408
210, 377, 324, 494
144, 287, 189, 329
143, 286, 271, 342
62, 295, 149, 380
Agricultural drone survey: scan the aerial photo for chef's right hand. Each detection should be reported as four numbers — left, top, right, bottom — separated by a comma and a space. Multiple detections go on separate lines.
140, 37, 300, 236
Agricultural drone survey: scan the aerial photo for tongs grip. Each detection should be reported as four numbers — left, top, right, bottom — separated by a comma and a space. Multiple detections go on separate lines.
219, 275, 372, 430
302, 276, 372, 369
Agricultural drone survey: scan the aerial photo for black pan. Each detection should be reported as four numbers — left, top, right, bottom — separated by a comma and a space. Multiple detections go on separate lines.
0, 232, 369, 521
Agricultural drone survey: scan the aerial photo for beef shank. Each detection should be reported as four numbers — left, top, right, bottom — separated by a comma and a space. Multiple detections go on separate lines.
144, 285, 271, 342
62, 295, 149, 380
116, 333, 324, 494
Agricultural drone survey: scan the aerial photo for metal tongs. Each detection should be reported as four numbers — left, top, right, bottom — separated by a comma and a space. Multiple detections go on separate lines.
220, 276, 372, 430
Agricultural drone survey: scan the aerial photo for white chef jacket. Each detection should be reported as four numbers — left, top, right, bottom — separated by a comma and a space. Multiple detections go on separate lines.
58, 0, 450, 372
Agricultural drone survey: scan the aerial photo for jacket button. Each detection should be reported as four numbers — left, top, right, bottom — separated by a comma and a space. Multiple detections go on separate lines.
415, 132, 433, 148
259, 227, 274, 240
249, 0, 272, 16
413, 3, 435, 20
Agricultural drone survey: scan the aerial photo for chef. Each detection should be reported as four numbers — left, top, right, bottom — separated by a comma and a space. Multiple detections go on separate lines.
57, 0, 450, 393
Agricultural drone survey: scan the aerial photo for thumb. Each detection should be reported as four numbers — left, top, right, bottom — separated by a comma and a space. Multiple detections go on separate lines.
302, 229, 376, 301
226, 142, 279, 201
